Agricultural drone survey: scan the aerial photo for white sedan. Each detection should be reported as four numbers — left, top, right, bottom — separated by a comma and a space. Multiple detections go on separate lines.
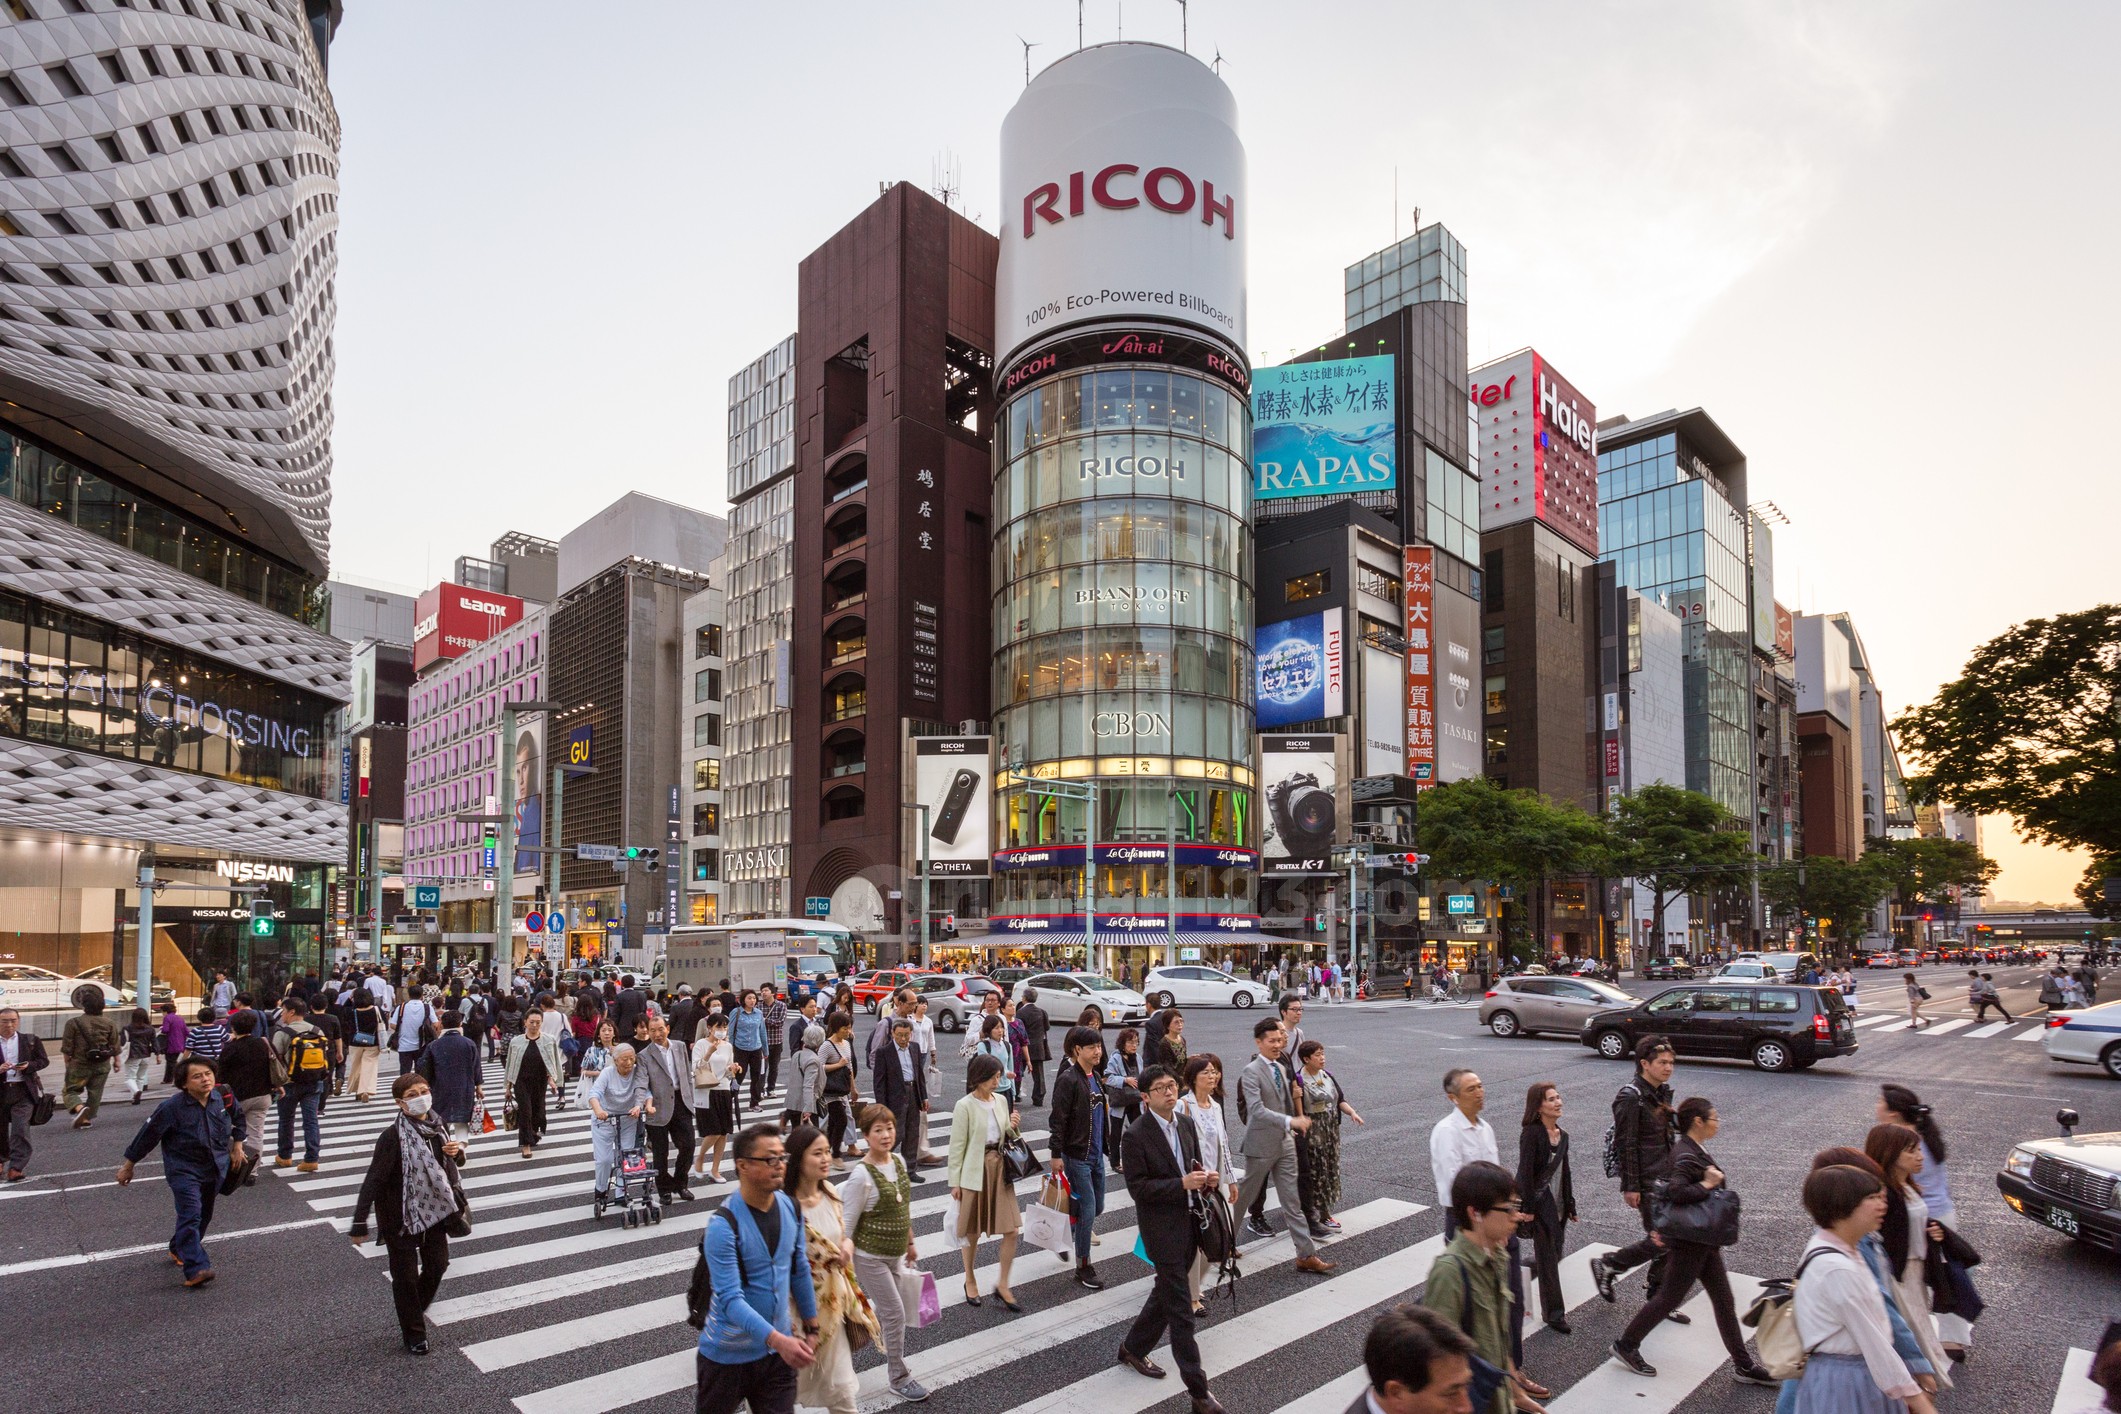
1010, 972, 1149, 1027
2042, 999, 2121, 1079
1142, 965, 1271, 1010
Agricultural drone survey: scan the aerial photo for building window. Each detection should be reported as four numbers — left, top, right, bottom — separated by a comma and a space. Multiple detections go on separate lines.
693, 802, 719, 835
693, 713, 721, 748
691, 847, 719, 882
694, 757, 721, 791
1484, 725, 1509, 767
1284, 570, 1329, 604
694, 667, 721, 703
1483, 550, 1504, 611
1483, 626, 1505, 667
689, 893, 717, 924
1355, 564, 1400, 605
1557, 556, 1577, 622
695, 624, 722, 658
1484, 675, 1507, 716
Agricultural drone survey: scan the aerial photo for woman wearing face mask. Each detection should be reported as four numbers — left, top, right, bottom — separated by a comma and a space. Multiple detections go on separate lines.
349, 1073, 468, 1355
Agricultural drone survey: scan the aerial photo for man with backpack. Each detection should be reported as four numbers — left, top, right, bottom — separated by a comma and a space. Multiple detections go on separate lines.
271, 997, 332, 1171
694, 1124, 820, 1414
1590, 1036, 1681, 1315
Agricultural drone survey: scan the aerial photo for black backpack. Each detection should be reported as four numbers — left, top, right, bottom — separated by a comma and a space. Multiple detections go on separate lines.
685, 1207, 744, 1331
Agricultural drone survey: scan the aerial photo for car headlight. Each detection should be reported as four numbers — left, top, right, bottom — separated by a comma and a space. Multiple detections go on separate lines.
2004, 1146, 2037, 1179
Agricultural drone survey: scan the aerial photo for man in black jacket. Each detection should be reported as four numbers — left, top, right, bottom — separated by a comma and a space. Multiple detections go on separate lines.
610, 975, 648, 1040
1046, 1025, 1110, 1287
1017, 990, 1052, 1107
870, 1017, 927, 1167
1115, 1064, 1223, 1414
0, 1007, 51, 1181
1590, 1035, 1680, 1312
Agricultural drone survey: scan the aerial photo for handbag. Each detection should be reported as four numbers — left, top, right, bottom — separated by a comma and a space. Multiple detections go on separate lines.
1000, 1129, 1041, 1184
219, 1148, 257, 1195
28, 1091, 55, 1126
1650, 1178, 1742, 1247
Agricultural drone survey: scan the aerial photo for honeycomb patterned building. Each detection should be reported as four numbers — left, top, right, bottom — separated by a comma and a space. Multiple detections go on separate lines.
0, 0, 350, 993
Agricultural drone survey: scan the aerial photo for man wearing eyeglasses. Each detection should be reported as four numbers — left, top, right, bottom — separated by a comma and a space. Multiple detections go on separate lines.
1422, 1161, 1544, 1414
696, 1124, 821, 1414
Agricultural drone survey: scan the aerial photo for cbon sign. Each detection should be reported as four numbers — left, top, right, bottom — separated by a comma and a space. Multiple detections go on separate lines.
996, 42, 1248, 366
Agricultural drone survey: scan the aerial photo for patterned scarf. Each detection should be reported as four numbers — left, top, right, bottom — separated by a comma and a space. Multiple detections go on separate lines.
397, 1112, 458, 1235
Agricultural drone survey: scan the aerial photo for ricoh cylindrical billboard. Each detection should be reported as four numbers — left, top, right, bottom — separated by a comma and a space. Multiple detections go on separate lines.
996, 42, 1248, 368
989, 43, 1259, 964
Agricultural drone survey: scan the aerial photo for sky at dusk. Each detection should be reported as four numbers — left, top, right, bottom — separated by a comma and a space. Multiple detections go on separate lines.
321, 1, 2117, 904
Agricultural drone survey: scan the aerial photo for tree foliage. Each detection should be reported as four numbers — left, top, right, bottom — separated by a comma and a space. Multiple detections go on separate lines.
1861, 836, 1998, 912
1892, 605, 2121, 857
2077, 855, 2121, 921
1761, 856, 1892, 944
1607, 783, 1752, 943
1415, 777, 1612, 953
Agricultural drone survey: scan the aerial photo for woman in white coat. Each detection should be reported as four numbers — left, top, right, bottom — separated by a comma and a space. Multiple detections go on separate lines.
1176, 1053, 1239, 1316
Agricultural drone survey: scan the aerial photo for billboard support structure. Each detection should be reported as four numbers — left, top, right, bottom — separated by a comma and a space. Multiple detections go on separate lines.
901, 802, 930, 970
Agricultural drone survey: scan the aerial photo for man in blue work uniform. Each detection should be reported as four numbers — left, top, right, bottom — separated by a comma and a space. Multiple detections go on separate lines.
117, 1054, 243, 1287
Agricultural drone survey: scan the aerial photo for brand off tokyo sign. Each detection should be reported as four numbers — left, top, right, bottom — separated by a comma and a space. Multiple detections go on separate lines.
996, 43, 1248, 366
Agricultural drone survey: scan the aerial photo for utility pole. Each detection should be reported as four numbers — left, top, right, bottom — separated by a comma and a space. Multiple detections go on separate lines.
548, 761, 564, 955
134, 856, 154, 1015
1166, 780, 1180, 972
901, 802, 931, 970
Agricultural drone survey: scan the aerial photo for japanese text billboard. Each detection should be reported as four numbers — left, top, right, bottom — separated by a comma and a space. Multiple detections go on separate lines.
1255, 608, 1345, 729
1251, 356, 1396, 501
1403, 547, 1436, 783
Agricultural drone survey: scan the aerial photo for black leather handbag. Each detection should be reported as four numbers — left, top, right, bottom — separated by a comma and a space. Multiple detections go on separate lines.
1000, 1129, 1041, 1184
1651, 1179, 1742, 1247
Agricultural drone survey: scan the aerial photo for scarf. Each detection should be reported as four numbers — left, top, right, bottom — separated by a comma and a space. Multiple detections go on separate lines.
396, 1112, 458, 1236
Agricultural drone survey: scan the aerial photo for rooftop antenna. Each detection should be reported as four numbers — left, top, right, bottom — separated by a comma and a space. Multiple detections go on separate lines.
1017, 34, 1038, 85
1117, 1, 1123, 39
1211, 44, 1226, 74
1077, 0, 1084, 49
931, 151, 961, 211
1175, 0, 1187, 51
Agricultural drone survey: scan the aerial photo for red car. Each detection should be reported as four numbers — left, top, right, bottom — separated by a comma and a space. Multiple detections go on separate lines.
847, 968, 941, 1013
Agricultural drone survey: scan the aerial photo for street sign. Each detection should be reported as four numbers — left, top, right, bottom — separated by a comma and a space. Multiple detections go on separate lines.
576, 843, 619, 862
1446, 894, 1478, 915
805, 897, 832, 918
525, 912, 545, 933
547, 911, 566, 934
563, 722, 596, 775
481, 845, 497, 871
413, 885, 441, 910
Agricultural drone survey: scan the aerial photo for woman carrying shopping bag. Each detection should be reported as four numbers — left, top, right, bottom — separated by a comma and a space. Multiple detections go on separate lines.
839, 1103, 928, 1403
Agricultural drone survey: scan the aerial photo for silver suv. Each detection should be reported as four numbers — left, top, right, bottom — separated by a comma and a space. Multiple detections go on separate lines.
1481, 974, 1637, 1039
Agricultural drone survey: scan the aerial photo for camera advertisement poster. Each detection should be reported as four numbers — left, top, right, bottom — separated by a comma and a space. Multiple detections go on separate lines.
1259, 734, 1345, 875
911, 736, 991, 876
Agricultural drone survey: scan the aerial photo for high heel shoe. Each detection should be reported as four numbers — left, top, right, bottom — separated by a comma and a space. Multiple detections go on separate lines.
962, 1284, 982, 1308
996, 1291, 1022, 1312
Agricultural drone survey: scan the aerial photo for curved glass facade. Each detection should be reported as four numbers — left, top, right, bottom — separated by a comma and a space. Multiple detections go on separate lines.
991, 360, 1257, 944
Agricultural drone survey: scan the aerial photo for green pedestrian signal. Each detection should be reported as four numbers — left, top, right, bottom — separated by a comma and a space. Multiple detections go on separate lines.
249, 914, 275, 937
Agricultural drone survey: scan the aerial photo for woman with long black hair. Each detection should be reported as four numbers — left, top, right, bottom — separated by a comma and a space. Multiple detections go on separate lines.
1877, 1084, 1973, 1362
1863, 1124, 1956, 1390
1516, 1081, 1577, 1333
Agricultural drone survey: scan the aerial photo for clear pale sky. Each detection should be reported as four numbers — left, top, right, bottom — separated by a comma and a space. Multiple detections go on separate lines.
322, 1, 2116, 905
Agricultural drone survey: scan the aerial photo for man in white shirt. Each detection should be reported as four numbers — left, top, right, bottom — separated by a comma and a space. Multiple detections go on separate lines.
390, 993, 432, 1076
209, 971, 236, 1014
1428, 1069, 1497, 1238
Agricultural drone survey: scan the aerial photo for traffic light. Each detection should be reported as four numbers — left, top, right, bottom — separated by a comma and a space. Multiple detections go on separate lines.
621, 846, 662, 873
1379, 852, 1430, 870
1313, 913, 1327, 932
249, 914, 275, 937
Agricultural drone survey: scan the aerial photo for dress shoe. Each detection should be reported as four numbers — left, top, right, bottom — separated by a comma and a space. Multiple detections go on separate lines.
1663, 1310, 1691, 1325
1244, 1215, 1274, 1238
1544, 1316, 1572, 1334
1117, 1349, 1167, 1380
1293, 1255, 1335, 1274
1190, 1396, 1225, 1414
404, 1337, 429, 1355
676, 1187, 696, 1203
4, 1168, 23, 1183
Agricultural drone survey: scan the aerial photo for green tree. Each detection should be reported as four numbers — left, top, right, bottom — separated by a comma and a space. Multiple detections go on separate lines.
1415, 777, 1613, 957
1892, 605, 2121, 858
1608, 783, 1752, 950
1862, 836, 1999, 926
2075, 856, 2121, 921
1761, 856, 1892, 946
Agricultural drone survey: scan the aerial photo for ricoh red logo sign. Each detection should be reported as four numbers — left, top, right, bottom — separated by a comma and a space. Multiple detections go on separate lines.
1022, 163, 1236, 240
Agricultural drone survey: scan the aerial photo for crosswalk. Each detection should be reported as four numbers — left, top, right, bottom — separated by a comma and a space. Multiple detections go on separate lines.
288, 1060, 2095, 1413
1848, 1010, 2058, 1043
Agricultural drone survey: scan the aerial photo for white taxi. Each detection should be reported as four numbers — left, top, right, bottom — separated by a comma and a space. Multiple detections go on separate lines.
2042, 998, 2121, 1079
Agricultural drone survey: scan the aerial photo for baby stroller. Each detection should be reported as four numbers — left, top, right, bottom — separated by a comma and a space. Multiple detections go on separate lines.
596, 1114, 662, 1229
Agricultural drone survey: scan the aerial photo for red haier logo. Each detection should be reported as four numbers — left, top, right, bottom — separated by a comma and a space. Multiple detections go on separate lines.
1469, 373, 1518, 407
1023, 164, 1236, 240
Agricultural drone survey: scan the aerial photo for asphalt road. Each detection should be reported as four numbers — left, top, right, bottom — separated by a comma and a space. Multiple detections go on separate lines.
4, 962, 2112, 1413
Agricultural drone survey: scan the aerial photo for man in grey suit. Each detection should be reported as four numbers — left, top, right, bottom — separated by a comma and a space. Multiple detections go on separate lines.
1233, 1015, 1334, 1274
638, 1014, 697, 1203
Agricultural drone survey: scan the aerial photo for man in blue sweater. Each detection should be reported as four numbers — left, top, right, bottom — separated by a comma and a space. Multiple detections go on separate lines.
697, 1123, 820, 1414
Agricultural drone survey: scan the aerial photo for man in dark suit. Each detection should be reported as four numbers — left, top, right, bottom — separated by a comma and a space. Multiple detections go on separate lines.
0, 1006, 52, 1181
1017, 989, 1052, 1107
870, 1016, 927, 1163
1116, 1064, 1223, 1414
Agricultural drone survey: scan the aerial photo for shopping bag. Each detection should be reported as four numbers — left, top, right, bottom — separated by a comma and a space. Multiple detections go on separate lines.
476, 1095, 498, 1135
898, 1261, 941, 1328
1038, 1173, 1072, 1218
1021, 1197, 1073, 1255
941, 1192, 961, 1239
1133, 1232, 1152, 1264
916, 1265, 943, 1327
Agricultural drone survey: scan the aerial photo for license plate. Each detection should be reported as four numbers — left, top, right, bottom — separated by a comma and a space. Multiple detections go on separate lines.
2045, 1205, 2081, 1237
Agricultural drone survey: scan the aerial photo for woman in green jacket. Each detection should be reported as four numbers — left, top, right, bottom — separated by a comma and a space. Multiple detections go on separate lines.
946, 1052, 1023, 1311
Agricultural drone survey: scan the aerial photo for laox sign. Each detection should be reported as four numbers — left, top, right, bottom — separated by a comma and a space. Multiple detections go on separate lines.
1023, 163, 1236, 240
